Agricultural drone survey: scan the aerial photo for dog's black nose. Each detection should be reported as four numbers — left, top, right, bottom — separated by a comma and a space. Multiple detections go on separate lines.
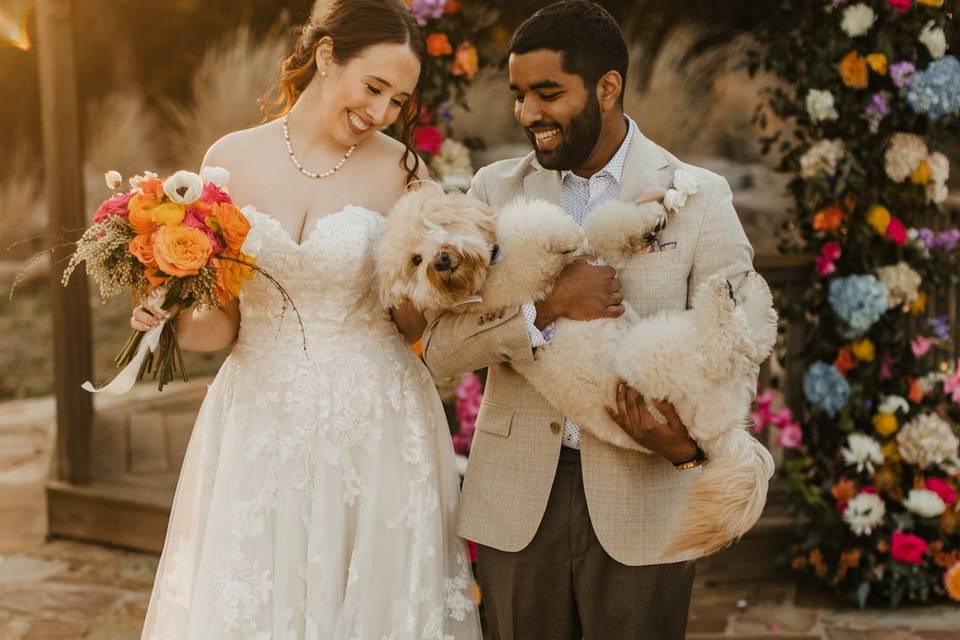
434, 252, 452, 272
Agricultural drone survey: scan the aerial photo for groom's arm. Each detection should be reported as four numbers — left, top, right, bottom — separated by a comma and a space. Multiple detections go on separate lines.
687, 175, 756, 298
421, 170, 537, 379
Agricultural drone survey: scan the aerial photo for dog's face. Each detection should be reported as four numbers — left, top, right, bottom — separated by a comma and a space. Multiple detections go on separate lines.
378, 185, 497, 312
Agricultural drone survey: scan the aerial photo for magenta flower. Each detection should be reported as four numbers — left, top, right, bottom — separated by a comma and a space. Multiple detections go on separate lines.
815, 241, 841, 276
887, 0, 912, 13
891, 530, 928, 565
453, 372, 483, 455
911, 335, 936, 357
887, 217, 908, 245
201, 182, 232, 205
777, 422, 803, 449
925, 477, 957, 505
92, 190, 134, 223
414, 124, 445, 155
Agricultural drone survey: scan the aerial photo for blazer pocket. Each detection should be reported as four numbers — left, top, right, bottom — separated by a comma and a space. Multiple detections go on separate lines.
475, 401, 515, 437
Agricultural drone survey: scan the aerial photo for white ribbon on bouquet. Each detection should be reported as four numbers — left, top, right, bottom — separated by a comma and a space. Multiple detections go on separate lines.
82, 288, 168, 395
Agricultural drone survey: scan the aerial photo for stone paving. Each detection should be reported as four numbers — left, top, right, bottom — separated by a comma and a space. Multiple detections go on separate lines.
1, 394, 958, 639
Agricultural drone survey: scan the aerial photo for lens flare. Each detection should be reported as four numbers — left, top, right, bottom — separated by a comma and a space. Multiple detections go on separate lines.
0, 0, 33, 51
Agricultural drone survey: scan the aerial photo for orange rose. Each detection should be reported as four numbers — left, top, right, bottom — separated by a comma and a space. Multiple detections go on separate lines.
138, 178, 165, 202
444, 0, 461, 14
214, 251, 256, 304
838, 51, 868, 89
212, 202, 250, 253
946, 562, 960, 601
129, 232, 156, 267
127, 195, 159, 235
452, 42, 479, 79
427, 33, 453, 56
813, 204, 845, 231
153, 225, 212, 277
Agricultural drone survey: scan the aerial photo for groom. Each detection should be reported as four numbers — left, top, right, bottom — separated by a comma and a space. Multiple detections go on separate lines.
423, 1, 764, 637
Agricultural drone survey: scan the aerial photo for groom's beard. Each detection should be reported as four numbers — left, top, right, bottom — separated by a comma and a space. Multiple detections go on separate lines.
525, 92, 602, 171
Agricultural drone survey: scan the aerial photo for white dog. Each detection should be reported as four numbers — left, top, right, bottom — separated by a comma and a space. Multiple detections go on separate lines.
377, 184, 776, 556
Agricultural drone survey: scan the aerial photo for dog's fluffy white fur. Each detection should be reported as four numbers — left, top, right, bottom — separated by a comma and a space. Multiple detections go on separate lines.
377, 185, 777, 556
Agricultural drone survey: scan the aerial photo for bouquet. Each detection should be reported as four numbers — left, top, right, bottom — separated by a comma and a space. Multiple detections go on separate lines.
62, 167, 260, 393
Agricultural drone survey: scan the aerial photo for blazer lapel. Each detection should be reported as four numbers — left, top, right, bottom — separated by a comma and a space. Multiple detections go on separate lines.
618, 130, 674, 202
522, 159, 563, 206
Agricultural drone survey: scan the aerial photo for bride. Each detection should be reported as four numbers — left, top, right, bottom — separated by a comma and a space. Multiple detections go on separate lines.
134, 1, 480, 637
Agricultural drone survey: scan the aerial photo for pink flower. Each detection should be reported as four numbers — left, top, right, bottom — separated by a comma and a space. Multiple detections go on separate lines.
815, 241, 842, 276
183, 206, 223, 254
944, 359, 960, 403
201, 182, 232, 205
816, 255, 837, 276
414, 125, 444, 155
891, 530, 928, 565
911, 335, 936, 357
453, 372, 483, 455
467, 540, 478, 564
861, 485, 879, 495
926, 477, 957, 505
771, 406, 795, 429
887, 0, 911, 12
777, 422, 803, 449
92, 191, 134, 223
887, 217, 908, 245
879, 354, 896, 381
822, 241, 842, 260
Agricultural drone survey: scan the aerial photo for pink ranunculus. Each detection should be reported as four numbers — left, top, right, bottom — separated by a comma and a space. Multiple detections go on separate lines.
887, 217, 908, 245
183, 206, 223, 254
815, 255, 837, 276
891, 530, 928, 565
771, 406, 794, 429
911, 335, 936, 357
755, 388, 775, 411
414, 124, 444, 155
926, 477, 958, 505
822, 241, 842, 260
750, 410, 769, 433
887, 0, 911, 12
201, 182, 232, 205
777, 422, 803, 449
92, 190, 135, 223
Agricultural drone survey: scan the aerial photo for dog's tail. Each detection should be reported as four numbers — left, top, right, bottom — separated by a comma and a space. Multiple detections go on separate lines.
662, 428, 774, 558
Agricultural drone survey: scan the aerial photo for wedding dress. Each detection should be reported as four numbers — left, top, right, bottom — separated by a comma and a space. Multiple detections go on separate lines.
141, 205, 480, 639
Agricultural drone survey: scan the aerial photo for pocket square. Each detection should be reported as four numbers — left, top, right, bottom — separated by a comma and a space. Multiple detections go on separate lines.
638, 239, 678, 254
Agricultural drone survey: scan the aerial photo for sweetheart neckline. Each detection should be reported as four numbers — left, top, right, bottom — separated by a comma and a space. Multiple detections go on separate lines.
241, 204, 385, 248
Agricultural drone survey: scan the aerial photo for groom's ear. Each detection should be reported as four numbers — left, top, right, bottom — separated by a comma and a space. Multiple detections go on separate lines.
596, 70, 623, 112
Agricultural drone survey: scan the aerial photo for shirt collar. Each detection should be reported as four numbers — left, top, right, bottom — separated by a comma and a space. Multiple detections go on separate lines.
559, 115, 636, 184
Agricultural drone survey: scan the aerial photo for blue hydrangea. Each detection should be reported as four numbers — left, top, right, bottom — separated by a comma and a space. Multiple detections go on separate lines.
906, 55, 960, 121
828, 275, 888, 337
803, 361, 851, 417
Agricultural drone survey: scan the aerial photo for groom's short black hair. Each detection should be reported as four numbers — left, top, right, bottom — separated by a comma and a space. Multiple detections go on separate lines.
508, 0, 628, 103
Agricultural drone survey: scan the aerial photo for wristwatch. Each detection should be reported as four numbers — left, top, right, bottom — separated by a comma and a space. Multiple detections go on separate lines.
673, 443, 706, 470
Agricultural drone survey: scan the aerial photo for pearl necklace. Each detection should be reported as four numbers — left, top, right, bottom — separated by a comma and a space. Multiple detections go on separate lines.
282, 115, 356, 179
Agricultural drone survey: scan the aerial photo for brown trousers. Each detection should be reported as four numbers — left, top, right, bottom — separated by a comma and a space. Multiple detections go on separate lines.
476, 447, 695, 640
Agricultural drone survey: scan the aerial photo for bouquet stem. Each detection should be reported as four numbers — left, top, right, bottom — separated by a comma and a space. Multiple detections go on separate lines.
114, 322, 189, 392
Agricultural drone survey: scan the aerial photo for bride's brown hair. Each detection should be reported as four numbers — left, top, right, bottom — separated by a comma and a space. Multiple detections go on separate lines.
261, 0, 427, 185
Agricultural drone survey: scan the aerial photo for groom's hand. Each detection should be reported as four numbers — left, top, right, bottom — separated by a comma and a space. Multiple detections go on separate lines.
606, 382, 697, 464
534, 257, 624, 328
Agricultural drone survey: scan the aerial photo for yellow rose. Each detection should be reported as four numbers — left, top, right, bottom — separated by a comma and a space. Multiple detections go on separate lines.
910, 160, 931, 185
866, 205, 891, 235
851, 338, 875, 362
917, 0, 944, 6
866, 53, 888, 75
873, 413, 899, 437
153, 224, 212, 277
150, 202, 186, 226
909, 291, 927, 315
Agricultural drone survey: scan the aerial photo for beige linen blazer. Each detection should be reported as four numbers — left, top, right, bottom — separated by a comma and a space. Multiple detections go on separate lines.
422, 129, 759, 566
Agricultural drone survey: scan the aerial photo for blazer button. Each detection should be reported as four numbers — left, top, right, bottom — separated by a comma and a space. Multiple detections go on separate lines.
550, 421, 561, 435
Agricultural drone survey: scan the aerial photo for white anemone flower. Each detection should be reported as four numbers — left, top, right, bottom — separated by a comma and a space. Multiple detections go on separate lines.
878, 395, 909, 415
163, 170, 204, 205
200, 166, 232, 188
129, 170, 159, 191
919, 21, 947, 59
104, 170, 122, 191
841, 433, 884, 474
843, 492, 886, 536
902, 488, 946, 518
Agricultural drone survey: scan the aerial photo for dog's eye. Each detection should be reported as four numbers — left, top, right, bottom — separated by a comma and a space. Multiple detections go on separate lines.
412, 255, 423, 266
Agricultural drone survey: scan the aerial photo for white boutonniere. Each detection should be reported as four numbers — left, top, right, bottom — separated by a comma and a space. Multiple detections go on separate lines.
663, 169, 699, 213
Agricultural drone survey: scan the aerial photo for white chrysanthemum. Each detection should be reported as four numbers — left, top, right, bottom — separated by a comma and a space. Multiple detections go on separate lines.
429, 139, 474, 192
841, 4, 876, 38
129, 170, 159, 190
876, 262, 922, 310
841, 433, 885, 474
884, 133, 929, 183
800, 139, 845, 179
843, 492, 886, 536
163, 170, 204, 205
878, 395, 910, 415
903, 488, 946, 518
806, 89, 839, 123
104, 170, 122, 190
919, 21, 947, 59
200, 166, 231, 188
926, 152, 950, 204
897, 413, 959, 469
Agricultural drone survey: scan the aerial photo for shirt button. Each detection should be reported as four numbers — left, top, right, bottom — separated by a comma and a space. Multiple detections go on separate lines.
550, 421, 561, 435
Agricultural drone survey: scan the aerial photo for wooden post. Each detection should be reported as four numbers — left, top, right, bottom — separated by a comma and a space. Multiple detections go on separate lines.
35, 0, 93, 484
